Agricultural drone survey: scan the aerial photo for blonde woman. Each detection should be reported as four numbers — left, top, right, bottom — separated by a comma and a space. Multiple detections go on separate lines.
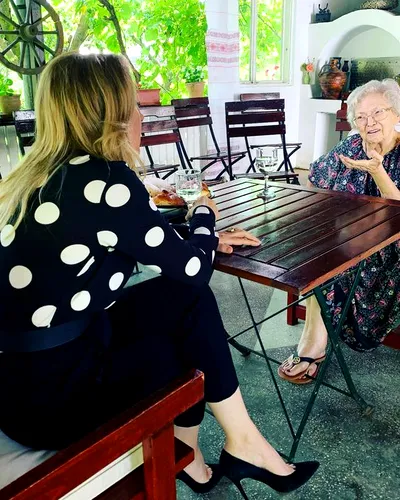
0, 53, 318, 497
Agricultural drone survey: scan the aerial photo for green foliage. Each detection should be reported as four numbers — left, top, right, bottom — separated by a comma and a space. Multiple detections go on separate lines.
239, 0, 283, 82
183, 66, 206, 83
0, 73, 15, 96
52, 0, 208, 104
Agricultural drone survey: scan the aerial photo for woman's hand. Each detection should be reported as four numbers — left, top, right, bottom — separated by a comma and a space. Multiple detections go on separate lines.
217, 228, 261, 254
339, 150, 384, 175
186, 196, 219, 220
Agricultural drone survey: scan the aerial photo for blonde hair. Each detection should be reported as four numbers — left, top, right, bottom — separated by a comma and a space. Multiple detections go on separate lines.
0, 51, 141, 230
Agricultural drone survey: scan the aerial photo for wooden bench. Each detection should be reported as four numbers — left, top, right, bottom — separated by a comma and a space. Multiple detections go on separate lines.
0, 370, 204, 500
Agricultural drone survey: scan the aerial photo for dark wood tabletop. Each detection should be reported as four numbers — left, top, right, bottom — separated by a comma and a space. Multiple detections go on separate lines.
212, 179, 400, 295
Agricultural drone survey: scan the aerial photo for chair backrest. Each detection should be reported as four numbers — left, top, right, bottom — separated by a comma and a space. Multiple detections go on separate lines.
171, 97, 213, 129
240, 92, 281, 101
335, 101, 351, 133
13, 110, 35, 136
225, 99, 286, 139
140, 105, 181, 147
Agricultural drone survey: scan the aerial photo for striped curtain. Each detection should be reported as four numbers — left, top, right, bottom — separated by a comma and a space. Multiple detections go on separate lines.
205, 0, 242, 177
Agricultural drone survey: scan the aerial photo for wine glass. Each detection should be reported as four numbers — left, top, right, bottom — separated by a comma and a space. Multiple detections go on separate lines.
175, 169, 202, 208
255, 147, 278, 200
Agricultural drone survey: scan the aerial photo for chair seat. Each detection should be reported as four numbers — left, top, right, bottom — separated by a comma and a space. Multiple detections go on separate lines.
236, 171, 299, 180
0, 428, 144, 497
190, 150, 246, 161
0, 429, 56, 489
250, 142, 301, 149
143, 163, 180, 175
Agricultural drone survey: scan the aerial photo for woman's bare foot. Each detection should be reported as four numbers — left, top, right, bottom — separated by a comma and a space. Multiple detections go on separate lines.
183, 447, 213, 484
225, 429, 295, 476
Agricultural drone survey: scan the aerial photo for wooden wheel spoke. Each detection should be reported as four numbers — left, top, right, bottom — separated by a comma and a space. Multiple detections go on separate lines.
29, 42, 42, 65
33, 38, 55, 56
0, 11, 20, 28
0, 30, 19, 35
19, 41, 27, 68
9, 0, 24, 25
25, 0, 33, 24
37, 30, 58, 35
0, 37, 20, 56
31, 13, 51, 28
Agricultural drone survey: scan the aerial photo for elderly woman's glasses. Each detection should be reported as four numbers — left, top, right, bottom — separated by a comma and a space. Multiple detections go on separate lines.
354, 107, 392, 127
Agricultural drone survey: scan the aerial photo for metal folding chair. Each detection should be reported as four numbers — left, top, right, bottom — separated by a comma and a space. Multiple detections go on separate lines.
172, 97, 246, 180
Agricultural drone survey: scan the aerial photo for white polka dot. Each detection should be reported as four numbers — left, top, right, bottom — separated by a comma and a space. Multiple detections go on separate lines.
145, 227, 165, 247
84, 180, 107, 204
149, 198, 158, 211
69, 155, 91, 165
61, 244, 90, 265
109, 272, 124, 291
32, 305, 57, 328
97, 230, 118, 247
185, 256, 201, 276
212, 250, 215, 262
194, 227, 211, 236
34, 202, 60, 225
71, 290, 91, 311
194, 206, 210, 215
215, 231, 219, 238
1, 224, 15, 247
105, 301, 116, 310
9, 265, 32, 289
174, 229, 184, 240
105, 184, 131, 208
145, 265, 162, 274
77, 256, 95, 277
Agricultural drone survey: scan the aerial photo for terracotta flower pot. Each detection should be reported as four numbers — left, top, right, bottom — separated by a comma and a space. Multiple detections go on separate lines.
0, 94, 21, 115
186, 82, 205, 98
318, 62, 347, 100
137, 88, 161, 106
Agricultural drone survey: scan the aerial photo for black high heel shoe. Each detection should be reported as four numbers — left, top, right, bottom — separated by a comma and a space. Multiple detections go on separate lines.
220, 450, 319, 499
177, 463, 222, 494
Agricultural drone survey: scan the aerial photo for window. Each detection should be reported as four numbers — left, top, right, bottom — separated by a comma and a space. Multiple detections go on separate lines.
239, 0, 294, 83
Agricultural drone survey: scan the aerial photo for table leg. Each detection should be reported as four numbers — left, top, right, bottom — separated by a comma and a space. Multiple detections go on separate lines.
289, 261, 374, 460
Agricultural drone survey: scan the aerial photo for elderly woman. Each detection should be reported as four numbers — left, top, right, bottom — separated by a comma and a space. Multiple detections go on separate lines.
279, 79, 400, 383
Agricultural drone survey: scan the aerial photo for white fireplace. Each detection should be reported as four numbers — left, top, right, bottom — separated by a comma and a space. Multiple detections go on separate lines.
297, 9, 400, 169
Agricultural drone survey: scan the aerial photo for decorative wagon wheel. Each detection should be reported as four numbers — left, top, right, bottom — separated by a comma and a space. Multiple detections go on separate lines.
0, 0, 63, 75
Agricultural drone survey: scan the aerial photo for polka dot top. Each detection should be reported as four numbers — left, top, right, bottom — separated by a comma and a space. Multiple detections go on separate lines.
0, 156, 218, 333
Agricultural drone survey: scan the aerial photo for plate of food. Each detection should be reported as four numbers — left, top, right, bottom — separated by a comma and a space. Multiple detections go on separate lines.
144, 176, 212, 208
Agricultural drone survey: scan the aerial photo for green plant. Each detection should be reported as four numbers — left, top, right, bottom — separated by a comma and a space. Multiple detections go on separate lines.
0, 73, 15, 96
182, 66, 206, 83
53, 0, 208, 104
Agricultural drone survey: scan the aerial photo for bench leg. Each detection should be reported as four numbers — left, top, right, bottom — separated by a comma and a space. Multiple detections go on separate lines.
143, 425, 176, 500
286, 292, 306, 325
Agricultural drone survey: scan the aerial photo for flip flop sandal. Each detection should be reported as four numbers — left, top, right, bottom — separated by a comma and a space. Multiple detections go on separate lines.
278, 354, 326, 385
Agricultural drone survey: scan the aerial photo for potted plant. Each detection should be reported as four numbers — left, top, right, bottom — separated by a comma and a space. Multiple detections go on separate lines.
0, 74, 21, 115
136, 83, 161, 107
183, 67, 206, 98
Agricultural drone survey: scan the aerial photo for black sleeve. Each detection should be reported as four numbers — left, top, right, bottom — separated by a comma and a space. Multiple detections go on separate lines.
101, 163, 219, 286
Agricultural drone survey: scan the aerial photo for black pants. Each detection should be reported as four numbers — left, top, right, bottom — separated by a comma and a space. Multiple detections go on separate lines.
0, 276, 239, 449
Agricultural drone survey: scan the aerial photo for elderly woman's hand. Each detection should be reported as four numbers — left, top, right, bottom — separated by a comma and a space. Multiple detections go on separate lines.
217, 228, 261, 254
339, 150, 384, 175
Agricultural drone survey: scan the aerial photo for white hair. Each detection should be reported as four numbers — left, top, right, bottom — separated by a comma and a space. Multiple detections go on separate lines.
347, 79, 400, 125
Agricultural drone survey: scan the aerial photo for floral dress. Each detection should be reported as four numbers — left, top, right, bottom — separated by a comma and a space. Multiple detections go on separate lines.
309, 134, 400, 352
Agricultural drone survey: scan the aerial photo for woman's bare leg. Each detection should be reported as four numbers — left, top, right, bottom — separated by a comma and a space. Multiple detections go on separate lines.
282, 295, 328, 377
174, 424, 213, 483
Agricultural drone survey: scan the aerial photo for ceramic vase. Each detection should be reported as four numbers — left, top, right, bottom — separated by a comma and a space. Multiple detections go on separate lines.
318, 61, 347, 100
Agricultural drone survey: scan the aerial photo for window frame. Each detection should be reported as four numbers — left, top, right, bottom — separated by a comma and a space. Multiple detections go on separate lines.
241, 0, 295, 85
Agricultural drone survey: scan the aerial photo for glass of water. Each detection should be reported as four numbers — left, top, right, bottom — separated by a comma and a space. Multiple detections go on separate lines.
175, 169, 202, 208
255, 148, 278, 200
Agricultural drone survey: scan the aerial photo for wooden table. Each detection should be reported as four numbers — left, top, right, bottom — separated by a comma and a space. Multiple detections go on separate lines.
210, 178, 400, 459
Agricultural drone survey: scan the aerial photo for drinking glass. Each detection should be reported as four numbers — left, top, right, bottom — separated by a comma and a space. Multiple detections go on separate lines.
255, 148, 278, 200
175, 169, 202, 208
